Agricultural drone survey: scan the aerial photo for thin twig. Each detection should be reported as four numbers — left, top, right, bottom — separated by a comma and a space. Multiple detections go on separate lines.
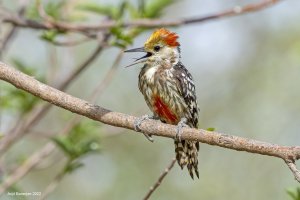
57, 33, 110, 90
0, 51, 123, 194
90, 50, 124, 101
143, 158, 176, 200
285, 161, 300, 183
0, 26, 16, 57
0, 0, 27, 57
48, 37, 92, 46
2, 0, 281, 34
36, 0, 53, 25
0, 143, 55, 194
38, 170, 65, 200
0, 62, 300, 183
0, 0, 27, 132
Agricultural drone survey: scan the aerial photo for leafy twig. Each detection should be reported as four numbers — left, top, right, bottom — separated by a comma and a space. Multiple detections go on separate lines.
2, 0, 281, 34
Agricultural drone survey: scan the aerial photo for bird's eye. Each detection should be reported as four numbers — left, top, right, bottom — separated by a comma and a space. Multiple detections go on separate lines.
154, 46, 160, 52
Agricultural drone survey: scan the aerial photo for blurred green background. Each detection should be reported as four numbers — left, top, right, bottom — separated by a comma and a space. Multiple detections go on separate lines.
1, 0, 300, 199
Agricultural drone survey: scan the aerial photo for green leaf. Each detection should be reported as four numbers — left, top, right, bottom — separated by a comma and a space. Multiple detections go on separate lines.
110, 27, 133, 48
52, 120, 101, 160
127, 3, 140, 18
144, 0, 176, 18
76, 2, 116, 18
206, 127, 216, 131
287, 188, 300, 200
111, 41, 128, 49
26, 0, 66, 21
80, 141, 101, 155
12, 59, 37, 76
0, 59, 42, 113
52, 136, 79, 158
40, 30, 59, 42
26, 4, 40, 20
138, 0, 146, 17
77, 1, 129, 20
44, 0, 67, 20
40, 29, 66, 44
0, 87, 39, 113
64, 161, 84, 173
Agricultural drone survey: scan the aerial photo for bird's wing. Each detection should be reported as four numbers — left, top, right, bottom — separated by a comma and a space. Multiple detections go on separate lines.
173, 62, 199, 128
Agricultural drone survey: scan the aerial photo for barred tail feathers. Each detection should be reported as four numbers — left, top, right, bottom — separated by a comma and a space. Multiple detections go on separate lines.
174, 140, 199, 179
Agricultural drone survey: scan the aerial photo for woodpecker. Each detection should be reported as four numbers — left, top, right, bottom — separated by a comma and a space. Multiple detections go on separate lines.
125, 28, 199, 179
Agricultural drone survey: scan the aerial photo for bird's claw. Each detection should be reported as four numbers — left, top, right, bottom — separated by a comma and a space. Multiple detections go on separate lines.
176, 118, 188, 142
134, 115, 149, 131
143, 133, 154, 142
134, 115, 154, 142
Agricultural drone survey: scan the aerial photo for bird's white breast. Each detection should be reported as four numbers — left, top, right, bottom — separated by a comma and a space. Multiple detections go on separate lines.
145, 66, 158, 81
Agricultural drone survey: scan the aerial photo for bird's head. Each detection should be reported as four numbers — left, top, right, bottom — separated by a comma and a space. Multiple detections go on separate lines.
125, 28, 180, 68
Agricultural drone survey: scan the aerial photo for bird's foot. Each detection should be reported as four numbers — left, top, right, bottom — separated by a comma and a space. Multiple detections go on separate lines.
134, 114, 156, 142
176, 118, 188, 142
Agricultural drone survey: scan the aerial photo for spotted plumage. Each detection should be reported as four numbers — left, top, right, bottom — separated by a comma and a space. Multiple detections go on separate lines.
126, 28, 200, 179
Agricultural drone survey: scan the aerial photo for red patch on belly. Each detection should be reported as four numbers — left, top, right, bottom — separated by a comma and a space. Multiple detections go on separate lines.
153, 96, 178, 124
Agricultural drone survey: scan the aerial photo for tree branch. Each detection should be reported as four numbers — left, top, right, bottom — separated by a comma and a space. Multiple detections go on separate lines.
1, 0, 281, 34
0, 34, 110, 156
0, 51, 123, 194
0, 62, 300, 183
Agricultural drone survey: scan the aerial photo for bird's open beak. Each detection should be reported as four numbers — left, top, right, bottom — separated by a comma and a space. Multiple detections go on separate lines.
124, 47, 152, 68
124, 47, 145, 53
